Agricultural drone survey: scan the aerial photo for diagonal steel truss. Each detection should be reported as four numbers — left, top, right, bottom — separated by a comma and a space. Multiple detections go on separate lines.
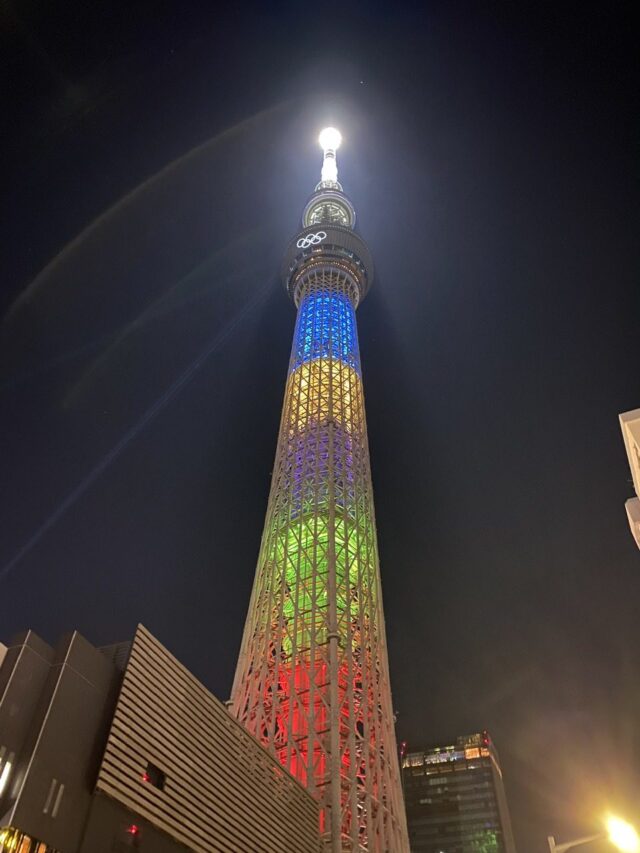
231, 263, 409, 852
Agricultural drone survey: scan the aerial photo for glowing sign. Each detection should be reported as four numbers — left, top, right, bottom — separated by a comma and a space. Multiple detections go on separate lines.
297, 231, 327, 249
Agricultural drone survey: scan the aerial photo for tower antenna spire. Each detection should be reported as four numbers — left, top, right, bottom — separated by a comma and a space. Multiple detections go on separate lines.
301, 126, 355, 229
318, 126, 342, 188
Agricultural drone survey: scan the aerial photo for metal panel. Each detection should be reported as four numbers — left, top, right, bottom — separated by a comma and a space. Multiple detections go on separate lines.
96, 625, 318, 853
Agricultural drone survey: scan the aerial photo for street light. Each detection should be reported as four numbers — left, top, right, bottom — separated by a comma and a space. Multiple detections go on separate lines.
606, 817, 640, 853
548, 816, 639, 853
548, 832, 605, 853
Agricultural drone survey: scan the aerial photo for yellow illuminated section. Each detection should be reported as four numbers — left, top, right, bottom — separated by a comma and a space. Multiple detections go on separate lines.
285, 357, 363, 435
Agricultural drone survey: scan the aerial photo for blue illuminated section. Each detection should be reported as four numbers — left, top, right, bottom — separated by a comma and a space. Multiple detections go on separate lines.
292, 291, 360, 373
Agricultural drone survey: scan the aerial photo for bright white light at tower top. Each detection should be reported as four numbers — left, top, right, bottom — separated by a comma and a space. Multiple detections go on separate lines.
319, 127, 342, 151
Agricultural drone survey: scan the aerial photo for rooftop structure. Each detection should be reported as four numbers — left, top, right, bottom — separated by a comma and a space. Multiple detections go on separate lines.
402, 732, 517, 853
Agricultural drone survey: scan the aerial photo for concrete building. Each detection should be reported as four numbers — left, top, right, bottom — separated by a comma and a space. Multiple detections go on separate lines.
401, 732, 516, 853
0, 624, 319, 852
619, 408, 640, 549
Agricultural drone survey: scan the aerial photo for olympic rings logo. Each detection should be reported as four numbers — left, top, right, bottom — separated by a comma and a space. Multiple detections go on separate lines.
296, 231, 327, 249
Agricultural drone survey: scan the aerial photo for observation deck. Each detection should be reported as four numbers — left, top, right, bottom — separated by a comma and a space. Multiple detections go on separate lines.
282, 223, 374, 307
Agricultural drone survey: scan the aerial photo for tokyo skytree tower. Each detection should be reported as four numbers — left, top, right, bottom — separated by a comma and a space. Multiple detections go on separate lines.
230, 128, 409, 852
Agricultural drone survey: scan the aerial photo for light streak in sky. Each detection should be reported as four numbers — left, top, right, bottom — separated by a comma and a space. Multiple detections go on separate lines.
0, 281, 272, 583
3, 103, 286, 325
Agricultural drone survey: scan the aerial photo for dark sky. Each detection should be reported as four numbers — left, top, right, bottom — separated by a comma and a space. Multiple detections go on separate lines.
1, 2, 638, 850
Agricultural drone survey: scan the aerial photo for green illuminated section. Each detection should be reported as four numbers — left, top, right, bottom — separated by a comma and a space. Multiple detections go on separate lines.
264, 511, 376, 655
256, 286, 377, 657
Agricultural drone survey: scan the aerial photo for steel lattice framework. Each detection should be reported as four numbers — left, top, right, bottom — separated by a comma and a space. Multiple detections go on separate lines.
231, 130, 409, 852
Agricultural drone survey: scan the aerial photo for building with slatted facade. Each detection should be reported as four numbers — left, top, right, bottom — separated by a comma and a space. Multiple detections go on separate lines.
0, 624, 319, 853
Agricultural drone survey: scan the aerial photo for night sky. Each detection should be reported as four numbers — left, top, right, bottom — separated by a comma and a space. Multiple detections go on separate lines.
1, 3, 638, 850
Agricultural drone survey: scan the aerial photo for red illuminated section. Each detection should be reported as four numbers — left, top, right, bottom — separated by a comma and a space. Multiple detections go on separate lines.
274, 661, 330, 789
262, 658, 376, 839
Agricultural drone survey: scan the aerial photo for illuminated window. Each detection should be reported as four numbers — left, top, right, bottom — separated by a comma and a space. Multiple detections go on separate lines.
307, 201, 350, 226
0, 828, 59, 853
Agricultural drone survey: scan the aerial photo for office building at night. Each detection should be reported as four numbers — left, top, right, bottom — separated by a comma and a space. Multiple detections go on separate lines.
0, 625, 318, 853
229, 128, 409, 850
402, 733, 516, 853
619, 408, 640, 549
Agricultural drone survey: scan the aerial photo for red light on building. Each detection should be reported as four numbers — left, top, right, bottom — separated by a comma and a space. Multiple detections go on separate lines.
126, 824, 140, 836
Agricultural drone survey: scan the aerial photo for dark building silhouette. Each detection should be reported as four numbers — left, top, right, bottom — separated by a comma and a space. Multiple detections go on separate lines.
0, 625, 318, 852
402, 733, 516, 853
